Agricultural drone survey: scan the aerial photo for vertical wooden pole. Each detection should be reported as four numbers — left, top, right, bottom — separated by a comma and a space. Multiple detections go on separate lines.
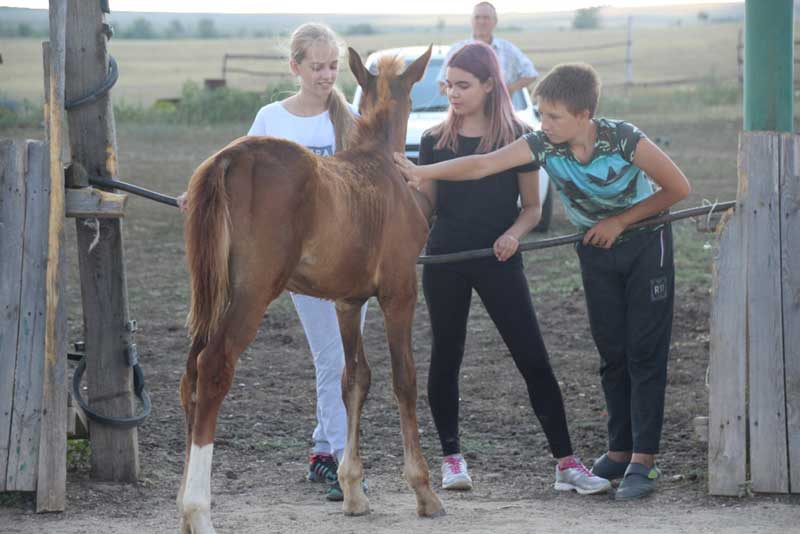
65, 0, 138, 481
625, 17, 633, 88
782, 135, 800, 494
741, 132, 788, 494
36, 0, 68, 511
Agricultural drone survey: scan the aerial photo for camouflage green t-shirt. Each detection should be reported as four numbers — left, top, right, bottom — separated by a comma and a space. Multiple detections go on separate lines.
524, 118, 657, 231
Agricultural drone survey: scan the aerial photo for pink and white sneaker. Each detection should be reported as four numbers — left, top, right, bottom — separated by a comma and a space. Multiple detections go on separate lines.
441, 453, 473, 491
554, 457, 611, 495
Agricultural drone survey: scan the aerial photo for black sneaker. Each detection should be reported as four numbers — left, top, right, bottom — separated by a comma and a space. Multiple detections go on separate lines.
614, 462, 661, 500
590, 453, 630, 481
308, 453, 338, 484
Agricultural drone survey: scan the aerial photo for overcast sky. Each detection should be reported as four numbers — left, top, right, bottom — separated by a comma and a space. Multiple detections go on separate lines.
1, 1, 744, 15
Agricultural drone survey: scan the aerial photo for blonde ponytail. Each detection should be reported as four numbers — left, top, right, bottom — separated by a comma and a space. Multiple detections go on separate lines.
328, 87, 355, 151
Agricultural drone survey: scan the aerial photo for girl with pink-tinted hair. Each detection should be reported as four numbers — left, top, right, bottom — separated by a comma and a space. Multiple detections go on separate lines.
417, 42, 610, 496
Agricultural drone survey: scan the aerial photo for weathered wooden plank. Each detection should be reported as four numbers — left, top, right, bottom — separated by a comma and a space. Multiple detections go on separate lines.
65, 187, 127, 218
6, 141, 49, 492
781, 134, 800, 494
708, 207, 748, 496
36, 3, 68, 510
741, 132, 789, 493
66, 0, 138, 481
0, 140, 26, 493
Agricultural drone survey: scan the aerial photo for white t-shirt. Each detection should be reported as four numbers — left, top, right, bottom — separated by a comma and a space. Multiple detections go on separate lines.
247, 100, 357, 156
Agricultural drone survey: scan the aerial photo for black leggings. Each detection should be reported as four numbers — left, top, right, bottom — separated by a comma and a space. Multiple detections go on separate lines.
423, 255, 573, 459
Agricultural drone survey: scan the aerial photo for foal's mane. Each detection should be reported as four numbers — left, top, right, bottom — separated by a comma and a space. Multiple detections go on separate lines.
349, 55, 406, 149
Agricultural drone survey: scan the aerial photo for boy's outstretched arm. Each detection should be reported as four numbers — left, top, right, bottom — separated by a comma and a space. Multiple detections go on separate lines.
394, 137, 533, 188
583, 137, 692, 248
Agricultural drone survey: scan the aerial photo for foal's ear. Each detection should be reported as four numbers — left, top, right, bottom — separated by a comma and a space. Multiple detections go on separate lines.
348, 47, 373, 90
402, 45, 432, 86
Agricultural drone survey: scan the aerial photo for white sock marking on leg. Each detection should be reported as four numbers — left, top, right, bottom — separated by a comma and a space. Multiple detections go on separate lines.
183, 443, 214, 513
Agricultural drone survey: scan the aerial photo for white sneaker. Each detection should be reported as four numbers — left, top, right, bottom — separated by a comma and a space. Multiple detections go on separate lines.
441, 454, 473, 491
554, 457, 612, 495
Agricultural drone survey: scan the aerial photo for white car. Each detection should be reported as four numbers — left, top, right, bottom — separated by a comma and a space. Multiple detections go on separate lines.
352, 45, 553, 232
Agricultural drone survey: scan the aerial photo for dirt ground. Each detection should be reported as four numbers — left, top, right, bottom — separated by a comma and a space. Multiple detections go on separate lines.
1, 122, 799, 533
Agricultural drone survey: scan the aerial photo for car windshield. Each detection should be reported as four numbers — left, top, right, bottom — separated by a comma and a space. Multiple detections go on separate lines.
409, 57, 526, 113
410, 59, 448, 112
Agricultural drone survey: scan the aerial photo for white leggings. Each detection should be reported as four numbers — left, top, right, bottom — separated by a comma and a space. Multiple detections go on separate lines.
290, 293, 368, 463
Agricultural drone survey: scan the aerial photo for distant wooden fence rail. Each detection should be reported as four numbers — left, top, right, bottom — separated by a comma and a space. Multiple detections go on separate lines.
203, 52, 291, 88
523, 18, 634, 87
526, 17, 735, 90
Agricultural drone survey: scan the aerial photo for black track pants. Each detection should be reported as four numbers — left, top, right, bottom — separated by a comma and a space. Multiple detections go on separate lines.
576, 226, 674, 454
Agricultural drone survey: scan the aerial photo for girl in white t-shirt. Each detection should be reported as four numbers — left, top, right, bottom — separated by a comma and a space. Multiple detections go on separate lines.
179, 23, 365, 502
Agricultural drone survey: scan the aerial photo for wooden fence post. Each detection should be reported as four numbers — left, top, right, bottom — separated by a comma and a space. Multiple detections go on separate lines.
781, 134, 800, 494
36, 0, 68, 511
741, 132, 789, 494
710, 132, 796, 496
0, 140, 26, 494
65, 0, 139, 481
737, 28, 744, 85
625, 16, 633, 88
708, 205, 747, 496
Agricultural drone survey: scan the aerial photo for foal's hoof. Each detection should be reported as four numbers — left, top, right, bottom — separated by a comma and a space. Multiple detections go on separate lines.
417, 502, 446, 518
343, 499, 371, 516
416, 490, 445, 518
425, 507, 447, 519
344, 508, 371, 517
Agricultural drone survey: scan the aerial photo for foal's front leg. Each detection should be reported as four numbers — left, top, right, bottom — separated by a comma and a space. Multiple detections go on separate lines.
381, 291, 445, 518
335, 300, 371, 516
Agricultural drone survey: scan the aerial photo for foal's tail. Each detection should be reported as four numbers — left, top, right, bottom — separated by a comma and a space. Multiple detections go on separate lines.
184, 153, 232, 343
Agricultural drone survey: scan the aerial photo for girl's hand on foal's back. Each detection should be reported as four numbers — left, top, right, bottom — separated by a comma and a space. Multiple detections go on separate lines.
394, 152, 425, 189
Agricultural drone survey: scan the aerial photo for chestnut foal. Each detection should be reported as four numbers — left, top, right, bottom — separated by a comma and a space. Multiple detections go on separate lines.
177, 47, 443, 533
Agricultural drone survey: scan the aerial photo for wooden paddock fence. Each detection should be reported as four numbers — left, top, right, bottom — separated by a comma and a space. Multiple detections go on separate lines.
1, 0, 140, 512
0, 139, 67, 512
708, 132, 800, 496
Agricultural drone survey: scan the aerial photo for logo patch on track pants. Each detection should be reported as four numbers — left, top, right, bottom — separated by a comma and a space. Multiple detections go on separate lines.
650, 277, 668, 302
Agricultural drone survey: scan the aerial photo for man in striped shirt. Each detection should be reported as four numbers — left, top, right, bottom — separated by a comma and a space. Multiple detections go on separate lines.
437, 2, 538, 97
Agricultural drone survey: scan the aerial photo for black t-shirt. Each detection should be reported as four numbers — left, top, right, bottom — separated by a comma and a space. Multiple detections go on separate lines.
420, 129, 539, 255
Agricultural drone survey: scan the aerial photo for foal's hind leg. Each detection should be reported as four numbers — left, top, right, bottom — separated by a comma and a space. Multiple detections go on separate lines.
180, 289, 277, 534
380, 288, 444, 518
178, 337, 205, 534
335, 299, 371, 516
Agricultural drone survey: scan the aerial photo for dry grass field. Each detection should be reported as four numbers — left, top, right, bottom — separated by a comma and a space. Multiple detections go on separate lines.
2, 22, 739, 104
